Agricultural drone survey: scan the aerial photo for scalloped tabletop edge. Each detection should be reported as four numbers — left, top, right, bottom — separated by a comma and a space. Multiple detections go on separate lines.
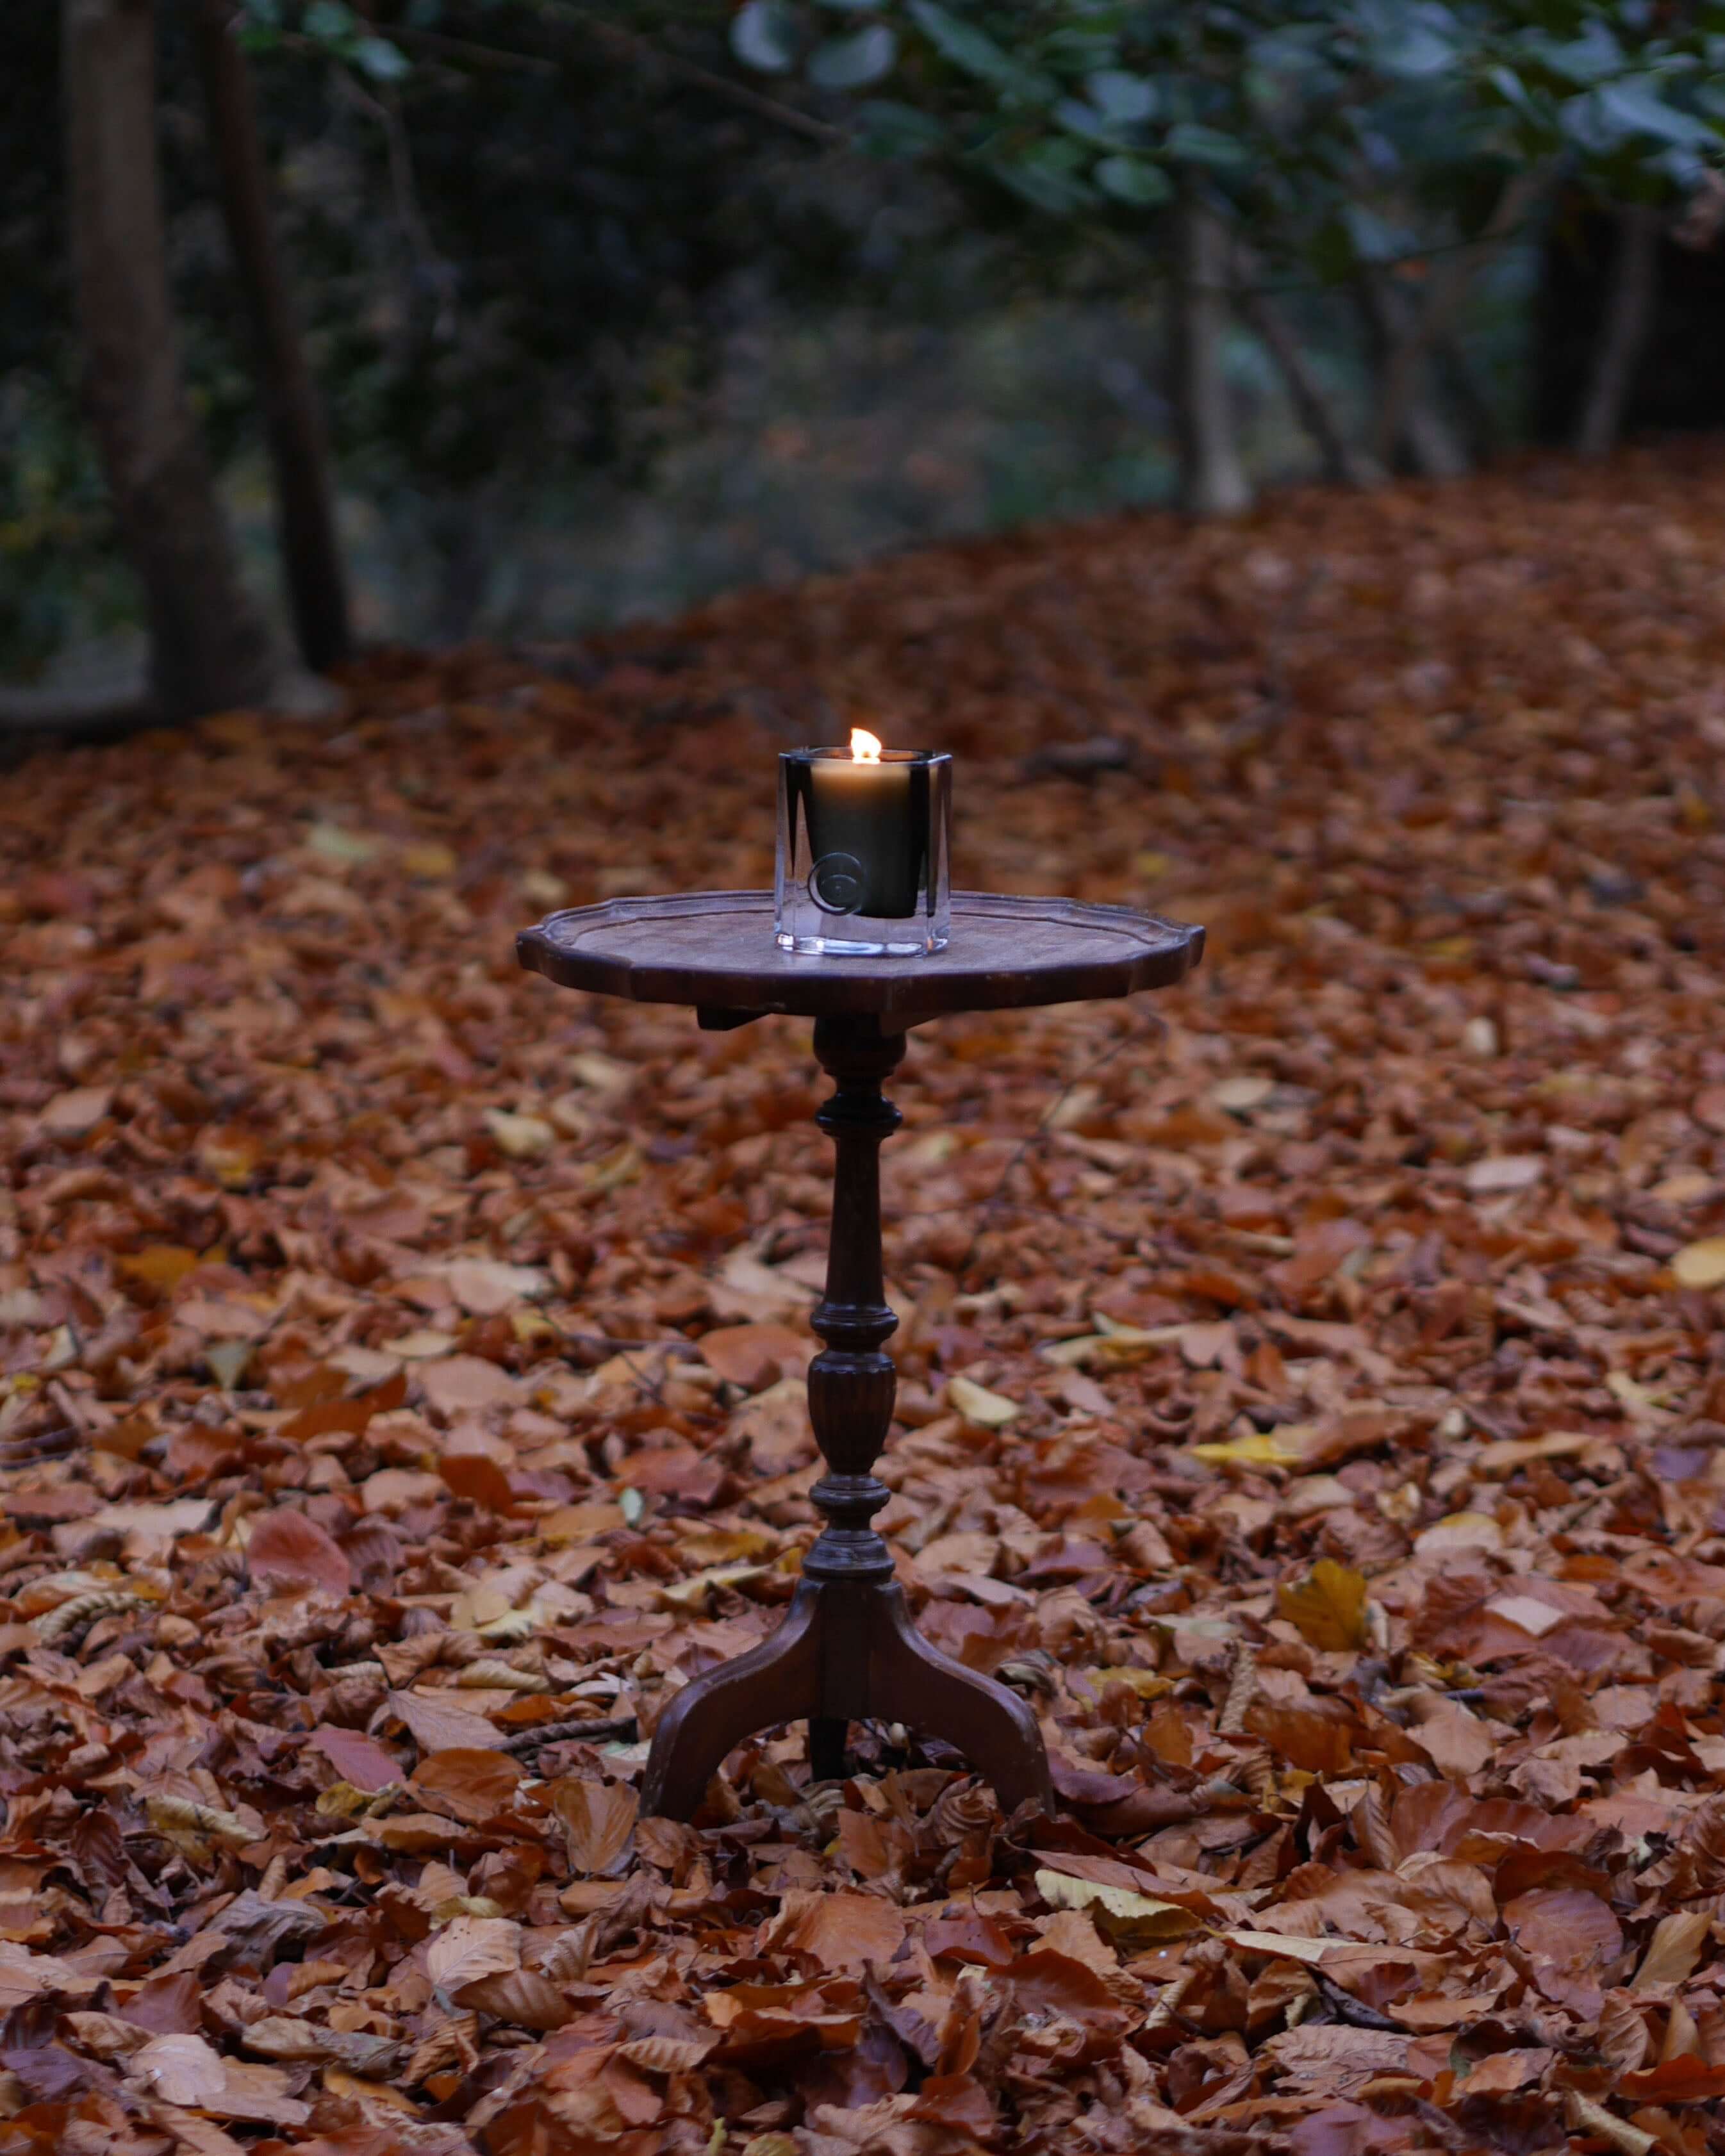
515, 889, 1204, 1018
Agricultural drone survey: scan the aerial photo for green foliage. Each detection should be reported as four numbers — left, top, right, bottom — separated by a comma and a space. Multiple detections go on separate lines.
723, 0, 1725, 277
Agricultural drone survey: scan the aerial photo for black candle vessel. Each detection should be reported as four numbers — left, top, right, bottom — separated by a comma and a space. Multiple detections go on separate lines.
776, 734, 951, 957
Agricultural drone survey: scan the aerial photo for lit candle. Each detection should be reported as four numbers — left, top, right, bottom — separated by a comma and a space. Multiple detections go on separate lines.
805, 728, 920, 919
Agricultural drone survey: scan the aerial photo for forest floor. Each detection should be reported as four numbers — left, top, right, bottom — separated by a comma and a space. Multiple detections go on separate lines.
3, 443, 1725, 2156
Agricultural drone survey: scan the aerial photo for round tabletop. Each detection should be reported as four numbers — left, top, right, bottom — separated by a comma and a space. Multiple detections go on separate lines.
516, 891, 1203, 1021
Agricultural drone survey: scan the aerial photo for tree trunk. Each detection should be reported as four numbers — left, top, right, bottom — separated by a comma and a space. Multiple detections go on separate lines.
1233, 247, 1383, 488
1356, 276, 1471, 480
1574, 202, 1660, 458
196, 0, 352, 670
1171, 185, 1251, 516
63, 0, 276, 720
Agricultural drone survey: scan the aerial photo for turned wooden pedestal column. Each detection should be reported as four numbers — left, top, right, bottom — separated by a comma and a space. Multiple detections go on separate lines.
516, 890, 1203, 1818
641, 1012, 1050, 1816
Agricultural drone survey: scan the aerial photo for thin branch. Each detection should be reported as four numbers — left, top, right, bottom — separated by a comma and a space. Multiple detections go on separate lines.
1373, 165, 1553, 465
386, 22, 558, 78
1232, 236, 1382, 488
331, 64, 457, 338
509, 0, 840, 142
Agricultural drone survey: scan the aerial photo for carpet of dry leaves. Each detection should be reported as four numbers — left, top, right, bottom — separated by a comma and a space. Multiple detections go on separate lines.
4, 443, 1725, 2156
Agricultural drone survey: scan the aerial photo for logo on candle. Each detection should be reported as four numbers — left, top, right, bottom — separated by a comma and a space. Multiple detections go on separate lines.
850, 727, 882, 762
808, 851, 867, 914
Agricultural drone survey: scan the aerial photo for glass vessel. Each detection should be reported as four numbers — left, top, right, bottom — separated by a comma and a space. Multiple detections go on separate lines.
775, 746, 951, 956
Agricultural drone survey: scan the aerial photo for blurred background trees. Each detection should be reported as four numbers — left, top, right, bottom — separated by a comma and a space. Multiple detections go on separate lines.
6, 0, 1725, 718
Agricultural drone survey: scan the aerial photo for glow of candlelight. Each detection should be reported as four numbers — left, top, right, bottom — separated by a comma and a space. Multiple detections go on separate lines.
849, 727, 883, 763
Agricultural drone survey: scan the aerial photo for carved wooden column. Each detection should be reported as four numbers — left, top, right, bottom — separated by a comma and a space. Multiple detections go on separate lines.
640, 1015, 1052, 1818
803, 1015, 904, 1780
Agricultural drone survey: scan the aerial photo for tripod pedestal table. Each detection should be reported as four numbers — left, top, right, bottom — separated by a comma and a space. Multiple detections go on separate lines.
517, 891, 1204, 1819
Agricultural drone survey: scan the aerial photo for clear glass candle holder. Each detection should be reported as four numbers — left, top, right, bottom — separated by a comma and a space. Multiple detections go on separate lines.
776, 747, 951, 956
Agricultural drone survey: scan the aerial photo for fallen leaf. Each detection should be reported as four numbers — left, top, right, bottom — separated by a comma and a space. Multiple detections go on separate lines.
1034, 1869, 1196, 1945
484, 1110, 555, 1158
38, 1085, 113, 1139
1460, 2047, 1550, 2094
762, 1889, 907, 1972
698, 1321, 812, 1388
1414, 1511, 1504, 1559
455, 1967, 575, 2030
440, 1258, 550, 1315
388, 1689, 509, 1754
1465, 1154, 1544, 1194
413, 1748, 524, 1824
1631, 1909, 1710, 1989
129, 2032, 229, 2105
946, 1374, 1021, 1426
426, 1914, 521, 1991
1276, 1559, 1369, 1651
1671, 1237, 1725, 1288
244, 1507, 352, 1597
553, 1777, 639, 1875
1190, 1430, 1308, 1468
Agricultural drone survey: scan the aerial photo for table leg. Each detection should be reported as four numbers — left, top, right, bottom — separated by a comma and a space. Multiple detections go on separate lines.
640, 1013, 1052, 1819
807, 1718, 849, 1783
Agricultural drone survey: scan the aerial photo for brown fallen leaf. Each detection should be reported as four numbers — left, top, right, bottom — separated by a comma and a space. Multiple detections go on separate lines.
456, 1967, 576, 2029
308, 1724, 402, 1793
698, 1320, 812, 1388
413, 1747, 524, 1824
244, 1506, 352, 1597
426, 1914, 522, 1991
1630, 1909, 1710, 1989
761, 1889, 907, 1973
553, 1777, 640, 1875
388, 1688, 510, 1754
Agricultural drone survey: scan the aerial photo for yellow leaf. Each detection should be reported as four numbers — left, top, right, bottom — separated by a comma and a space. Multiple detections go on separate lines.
1414, 1511, 1503, 1558
146, 1793, 256, 1855
118, 1245, 201, 1292
1190, 1430, 1306, 1469
946, 1374, 1020, 1426
585, 1142, 642, 1192
400, 843, 457, 878
570, 1051, 633, 1094
198, 1128, 259, 1186
1276, 1559, 1369, 1652
486, 1110, 555, 1160
382, 1328, 458, 1359
306, 822, 379, 865
672, 1522, 779, 1566
1474, 1429, 1594, 1476
520, 868, 568, 908
1043, 1321, 1182, 1369
1672, 1237, 1725, 1289
315, 1780, 388, 1820
1034, 1870, 1196, 1945
1082, 1665, 1173, 1701
656, 1561, 773, 1611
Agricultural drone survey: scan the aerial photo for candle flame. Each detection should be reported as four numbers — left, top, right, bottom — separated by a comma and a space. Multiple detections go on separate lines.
850, 727, 883, 763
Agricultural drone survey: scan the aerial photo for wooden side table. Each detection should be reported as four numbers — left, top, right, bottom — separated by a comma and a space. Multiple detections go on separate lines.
518, 891, 1203, 1818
